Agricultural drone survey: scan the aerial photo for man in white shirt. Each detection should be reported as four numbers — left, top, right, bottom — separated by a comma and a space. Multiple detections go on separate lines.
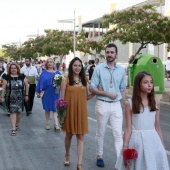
165, 57, 170, 81
21, 58, 38, 116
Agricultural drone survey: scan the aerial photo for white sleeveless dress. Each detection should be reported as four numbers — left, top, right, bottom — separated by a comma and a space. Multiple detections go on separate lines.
115, 99, 169, 170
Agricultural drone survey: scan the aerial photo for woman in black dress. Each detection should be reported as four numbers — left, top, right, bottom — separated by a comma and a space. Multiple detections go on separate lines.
0, 63, 29, 136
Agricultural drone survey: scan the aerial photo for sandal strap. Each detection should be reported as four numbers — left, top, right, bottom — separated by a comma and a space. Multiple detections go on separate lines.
64, 154, 70, 166
11, 130, 16, 136
77, 164, 83, 170
16, 126, 20, 131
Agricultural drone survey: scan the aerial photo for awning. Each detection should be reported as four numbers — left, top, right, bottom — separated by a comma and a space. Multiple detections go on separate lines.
133, 0, 165, 7
82, 17, 106, 28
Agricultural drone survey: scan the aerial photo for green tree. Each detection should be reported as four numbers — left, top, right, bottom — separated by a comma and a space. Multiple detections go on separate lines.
43, 29, 74, 69
102, 5, 170, 56
22, 30, 74, 64
0, 49, 5, 58
22, 36, 45, 59
2, 44, 21, 61
43, 29, 73, 56
21, 29, 105, 66
76, 30, 91, 55
76, 30, 105, 58
87, 38, 105, 58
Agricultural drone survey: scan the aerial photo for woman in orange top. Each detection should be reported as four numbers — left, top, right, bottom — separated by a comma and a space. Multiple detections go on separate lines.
60, 57, 94, 170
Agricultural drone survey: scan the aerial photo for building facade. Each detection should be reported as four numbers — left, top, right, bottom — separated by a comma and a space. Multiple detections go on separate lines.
80, 0, 169, 65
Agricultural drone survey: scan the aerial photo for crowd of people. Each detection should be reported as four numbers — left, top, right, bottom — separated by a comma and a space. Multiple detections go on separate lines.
0, 43, 169, 170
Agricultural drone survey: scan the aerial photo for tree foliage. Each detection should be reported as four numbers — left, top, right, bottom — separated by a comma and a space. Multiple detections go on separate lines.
2, 29, 106, 62
22, 29, 105, 59
2, 44, 21, 61
87, 38, 105, 58
102, 5, 170, 56
0, 49, 5, 57
42, 29, 73, 56
22, 38, 39, 58
76, 30, 105, 58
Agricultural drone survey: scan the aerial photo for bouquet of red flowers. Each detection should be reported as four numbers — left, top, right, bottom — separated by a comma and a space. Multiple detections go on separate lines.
56, 98, 68, 128
123, 149, 138, 160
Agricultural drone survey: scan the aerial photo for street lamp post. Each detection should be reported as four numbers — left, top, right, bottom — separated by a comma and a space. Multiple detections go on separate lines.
58, 10, 76, 57
27, 34, 38, 60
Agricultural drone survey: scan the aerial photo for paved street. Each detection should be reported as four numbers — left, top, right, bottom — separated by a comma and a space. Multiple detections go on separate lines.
0, 96, 170, 170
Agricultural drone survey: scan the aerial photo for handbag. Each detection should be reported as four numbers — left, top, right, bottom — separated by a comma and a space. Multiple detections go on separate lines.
123, 149, 138, 160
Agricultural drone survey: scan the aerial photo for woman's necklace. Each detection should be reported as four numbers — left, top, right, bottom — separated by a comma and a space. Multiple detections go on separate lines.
74, 79, 81, 85
12, 77, 19, 86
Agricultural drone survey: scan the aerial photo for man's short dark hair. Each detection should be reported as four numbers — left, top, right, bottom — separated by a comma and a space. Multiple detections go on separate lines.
25, 57, 31, 61
105, 43, 118, 54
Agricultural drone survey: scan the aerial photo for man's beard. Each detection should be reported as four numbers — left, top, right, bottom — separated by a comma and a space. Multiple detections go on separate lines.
26, 63, 30, 67
106, 57, 115, 62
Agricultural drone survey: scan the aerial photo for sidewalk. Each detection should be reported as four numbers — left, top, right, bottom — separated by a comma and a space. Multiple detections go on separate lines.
160, 79, 170, 108
127, 78, 170, 108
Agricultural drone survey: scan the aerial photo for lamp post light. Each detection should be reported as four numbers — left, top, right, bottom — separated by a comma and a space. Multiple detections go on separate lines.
58, 10, 76, 57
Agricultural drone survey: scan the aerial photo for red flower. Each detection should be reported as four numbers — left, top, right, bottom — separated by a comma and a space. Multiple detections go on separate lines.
123, 149, 138, 160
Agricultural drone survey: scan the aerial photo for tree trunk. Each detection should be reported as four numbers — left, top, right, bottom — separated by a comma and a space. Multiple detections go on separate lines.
134, 44, 145, 56
59, 55, 64, 71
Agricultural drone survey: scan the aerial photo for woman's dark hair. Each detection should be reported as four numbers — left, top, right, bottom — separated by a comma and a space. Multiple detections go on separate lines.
132, 71, 156, 114
68, 57, 87, 86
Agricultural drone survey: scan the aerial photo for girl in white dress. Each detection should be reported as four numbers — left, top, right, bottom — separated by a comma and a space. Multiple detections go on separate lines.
115, 71, 169, 170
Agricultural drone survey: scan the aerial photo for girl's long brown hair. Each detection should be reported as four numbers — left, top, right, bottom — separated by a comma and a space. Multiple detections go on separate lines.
132, 71, 156, 114
68, 57, 87, 86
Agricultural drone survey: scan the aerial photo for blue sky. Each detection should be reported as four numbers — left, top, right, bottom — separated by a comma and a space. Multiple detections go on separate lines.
0, 0, 144, 45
